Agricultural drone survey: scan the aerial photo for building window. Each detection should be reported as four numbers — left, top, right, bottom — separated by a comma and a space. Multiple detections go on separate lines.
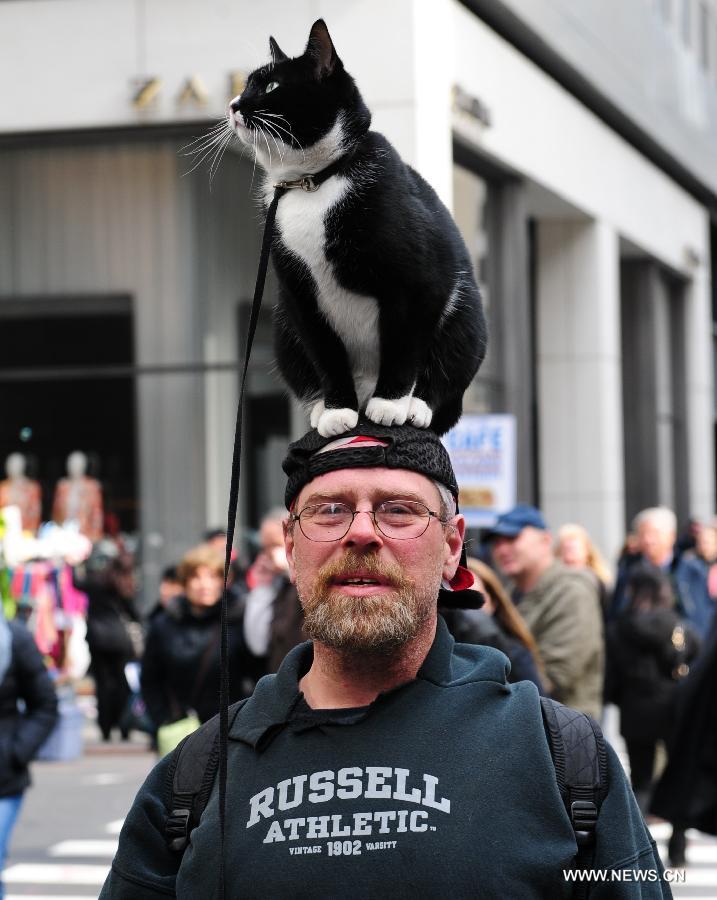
452, 165, 501, 413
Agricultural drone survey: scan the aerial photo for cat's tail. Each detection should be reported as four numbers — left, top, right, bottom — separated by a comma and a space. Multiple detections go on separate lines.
416, 272, 486, 436
429, 395, 466, 437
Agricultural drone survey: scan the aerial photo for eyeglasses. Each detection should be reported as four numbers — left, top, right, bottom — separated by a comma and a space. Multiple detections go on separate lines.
290, 499, 445, 542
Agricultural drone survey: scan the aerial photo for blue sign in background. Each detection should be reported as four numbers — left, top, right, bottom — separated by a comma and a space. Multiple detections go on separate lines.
442, 414, 517, 528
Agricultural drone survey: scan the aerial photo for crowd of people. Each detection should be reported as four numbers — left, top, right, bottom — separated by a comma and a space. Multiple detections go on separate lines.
84, 501, 717, 871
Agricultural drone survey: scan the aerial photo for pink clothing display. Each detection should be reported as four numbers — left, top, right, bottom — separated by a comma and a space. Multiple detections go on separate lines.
52, 477, 104, 542
0, 478, 42, 532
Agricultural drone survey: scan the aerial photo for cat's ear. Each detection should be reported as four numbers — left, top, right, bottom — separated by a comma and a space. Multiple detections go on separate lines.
269, 36, 289, 64
305, 19, 341, 78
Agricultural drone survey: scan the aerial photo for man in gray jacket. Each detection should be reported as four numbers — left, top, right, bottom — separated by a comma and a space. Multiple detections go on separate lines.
490, 505, 604, 718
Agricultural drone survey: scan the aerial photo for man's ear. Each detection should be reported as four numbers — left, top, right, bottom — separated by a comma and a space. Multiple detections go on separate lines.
269, 36, 288, 64
442, 515, 466, 582
304, 19, 340, 78
283, 518, 298, 584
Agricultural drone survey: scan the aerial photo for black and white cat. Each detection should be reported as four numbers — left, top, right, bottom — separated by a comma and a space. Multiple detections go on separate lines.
228, 19, 486, 437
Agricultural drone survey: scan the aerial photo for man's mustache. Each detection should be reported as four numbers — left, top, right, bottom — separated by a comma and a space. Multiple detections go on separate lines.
315, 551, 407, 591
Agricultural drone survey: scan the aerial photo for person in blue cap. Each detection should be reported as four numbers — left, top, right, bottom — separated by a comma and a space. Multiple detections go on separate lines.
488, 504, 604, 718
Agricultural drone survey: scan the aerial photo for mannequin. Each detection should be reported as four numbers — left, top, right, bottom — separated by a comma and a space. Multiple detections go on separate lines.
0, 453, 42, 532
52, 451, 104, 542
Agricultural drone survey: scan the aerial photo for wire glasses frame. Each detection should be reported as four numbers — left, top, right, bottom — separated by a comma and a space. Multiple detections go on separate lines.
289, 499, 446, 542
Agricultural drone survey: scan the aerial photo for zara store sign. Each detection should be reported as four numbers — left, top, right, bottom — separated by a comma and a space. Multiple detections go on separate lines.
130, 71, 247, 111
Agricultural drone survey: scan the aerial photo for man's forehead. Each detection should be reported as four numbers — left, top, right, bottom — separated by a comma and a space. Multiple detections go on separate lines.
639, 519, 673, 534
295, 467, 441, 507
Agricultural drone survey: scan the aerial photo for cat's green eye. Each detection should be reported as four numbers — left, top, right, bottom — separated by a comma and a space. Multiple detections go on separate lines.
265, 81, 280, 93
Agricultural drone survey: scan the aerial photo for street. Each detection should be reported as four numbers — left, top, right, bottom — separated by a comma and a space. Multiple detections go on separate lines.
2, 709, 717, 899
7, 724, 153, 899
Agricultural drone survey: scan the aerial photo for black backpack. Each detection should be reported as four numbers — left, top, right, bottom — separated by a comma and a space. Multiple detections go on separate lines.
165, 696, 608, 896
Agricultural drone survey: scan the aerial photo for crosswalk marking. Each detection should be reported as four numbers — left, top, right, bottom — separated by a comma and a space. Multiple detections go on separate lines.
5, 812, 716, 898
650, 827, 717, 897
3, 863, 109, 885
80, 772, 126, 786
49, 839, 118, 857
105, 818, 124, 835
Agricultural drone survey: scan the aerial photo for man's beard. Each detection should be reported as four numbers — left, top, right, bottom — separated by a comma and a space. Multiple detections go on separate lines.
299, 550, 436, 654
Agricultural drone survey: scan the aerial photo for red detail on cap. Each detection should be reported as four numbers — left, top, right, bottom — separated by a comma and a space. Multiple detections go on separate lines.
449, 565, 474, 592
347, 435, 389, 445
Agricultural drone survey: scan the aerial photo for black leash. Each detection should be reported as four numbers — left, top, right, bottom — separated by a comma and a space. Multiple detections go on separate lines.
218, 183, 284, 897
218, 151, 356, 896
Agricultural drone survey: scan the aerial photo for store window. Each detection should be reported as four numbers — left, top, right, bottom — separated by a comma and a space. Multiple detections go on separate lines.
0, 299, 137, 537
452, 164, 504, 413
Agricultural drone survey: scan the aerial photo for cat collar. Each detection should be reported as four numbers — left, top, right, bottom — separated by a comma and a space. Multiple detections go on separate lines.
274, 175, 319, 192
273, 148, 357, 194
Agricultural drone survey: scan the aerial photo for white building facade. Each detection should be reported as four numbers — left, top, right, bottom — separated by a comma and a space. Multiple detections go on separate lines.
1, 0, 715, 592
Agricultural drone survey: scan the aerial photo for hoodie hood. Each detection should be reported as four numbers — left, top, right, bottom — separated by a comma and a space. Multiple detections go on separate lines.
230, 616, 510, 750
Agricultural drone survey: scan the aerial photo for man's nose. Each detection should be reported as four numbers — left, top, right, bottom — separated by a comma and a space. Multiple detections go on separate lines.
341, 509, 384, 549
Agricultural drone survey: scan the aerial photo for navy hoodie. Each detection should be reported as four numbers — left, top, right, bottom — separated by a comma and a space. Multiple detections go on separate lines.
101, 617, 670, 898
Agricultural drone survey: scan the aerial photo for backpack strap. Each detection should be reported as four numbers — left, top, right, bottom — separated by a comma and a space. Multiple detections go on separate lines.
164, 698, 249, 852
540, 697, 609, 897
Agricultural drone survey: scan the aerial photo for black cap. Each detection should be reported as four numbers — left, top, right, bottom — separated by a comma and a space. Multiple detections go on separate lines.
283, 419, 459, 509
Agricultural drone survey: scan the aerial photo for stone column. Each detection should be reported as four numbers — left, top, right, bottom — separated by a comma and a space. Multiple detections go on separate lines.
684, 256, 715, 521
536, 219, 624, 562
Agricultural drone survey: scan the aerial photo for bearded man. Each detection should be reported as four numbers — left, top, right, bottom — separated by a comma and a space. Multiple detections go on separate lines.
101, 424, 669, 899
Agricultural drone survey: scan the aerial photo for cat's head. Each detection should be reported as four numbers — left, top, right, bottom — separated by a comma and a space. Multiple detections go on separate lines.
229, 19, 370, 175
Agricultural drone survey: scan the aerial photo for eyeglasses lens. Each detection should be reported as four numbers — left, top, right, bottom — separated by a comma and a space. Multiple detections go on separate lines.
298, 501, 431, 541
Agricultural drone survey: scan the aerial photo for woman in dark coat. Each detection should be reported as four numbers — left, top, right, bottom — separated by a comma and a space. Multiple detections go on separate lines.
0, 618, 58, 897
605, 565, 700, 865
442, 557, 545, 692
140, 544, 258, 731
80, 554, 142, 741
651, 611, 717, 837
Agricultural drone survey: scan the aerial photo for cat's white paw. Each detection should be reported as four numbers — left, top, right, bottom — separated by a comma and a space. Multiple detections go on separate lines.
310, 400, 325, 429
317, 407, 359, 437
365, 395, 412, 427
408, 397, 433, 428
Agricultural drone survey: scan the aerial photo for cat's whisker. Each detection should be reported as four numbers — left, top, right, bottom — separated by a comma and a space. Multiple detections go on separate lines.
180, 129, 230, 162
180, 122, 231, 155
260, 119, 285, 149
182, 139, 221, 175
252, 109, 304, 157
249, 127, 259, 192
181, 120, 228, 146
260, 119, 298, 147
256, 125, 273, 167
258, 112, 292, 126
181, 128, 234, 177
255, 117, 286, 164
259, 124, 283, 162
256, 115, 302, 149
209, 128, 228, 181
267, 130, 285, 165
181, 137, 224, 161
208, 131, 234, 187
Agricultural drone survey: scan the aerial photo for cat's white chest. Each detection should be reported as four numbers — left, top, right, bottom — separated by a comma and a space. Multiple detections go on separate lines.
274, 178, 379, 403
